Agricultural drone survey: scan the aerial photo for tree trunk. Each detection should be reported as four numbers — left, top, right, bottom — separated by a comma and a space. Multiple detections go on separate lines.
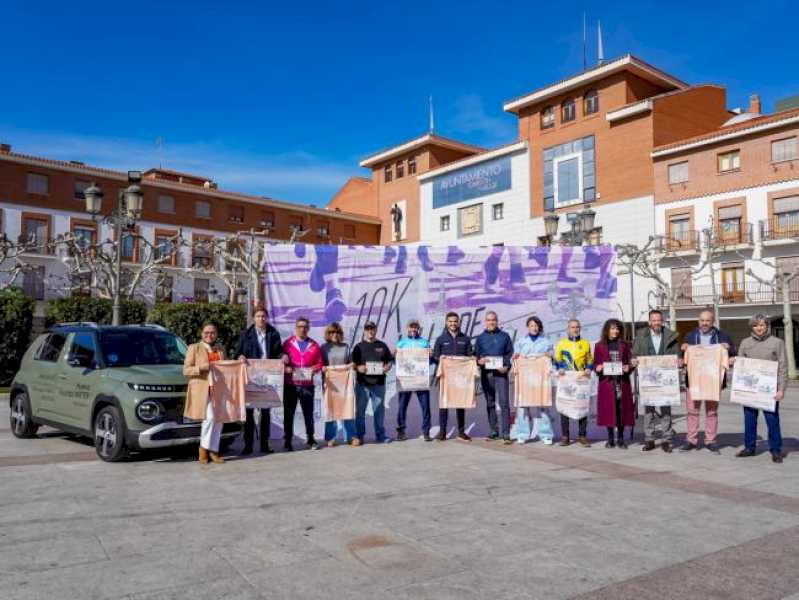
782, 282, 797, 379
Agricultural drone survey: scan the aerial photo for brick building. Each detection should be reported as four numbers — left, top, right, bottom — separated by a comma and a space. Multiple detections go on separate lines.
0, 143, 380, 308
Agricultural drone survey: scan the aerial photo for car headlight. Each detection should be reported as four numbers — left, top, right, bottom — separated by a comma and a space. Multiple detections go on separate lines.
136, 400, 165, 423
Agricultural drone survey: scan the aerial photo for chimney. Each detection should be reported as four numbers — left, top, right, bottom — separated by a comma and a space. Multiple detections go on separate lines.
748, 94, 761, 115
0, 143, 11, 154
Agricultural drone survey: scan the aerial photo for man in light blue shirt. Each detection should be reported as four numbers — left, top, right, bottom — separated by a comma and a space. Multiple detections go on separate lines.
395, 319, 432, 441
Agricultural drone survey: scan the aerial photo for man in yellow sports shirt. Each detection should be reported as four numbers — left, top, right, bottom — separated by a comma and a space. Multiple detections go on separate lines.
555, 319, 593, 447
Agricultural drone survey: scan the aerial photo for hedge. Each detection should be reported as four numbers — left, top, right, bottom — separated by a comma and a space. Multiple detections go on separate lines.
45, 296, 148, 328
147, 303, 246, 357
0, 288, 36, 386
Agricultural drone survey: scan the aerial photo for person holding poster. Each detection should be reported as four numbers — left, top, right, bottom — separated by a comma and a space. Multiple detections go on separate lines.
352, 321, 394, 444
283, 317, 324, 452
395, 318, 433, 442
513, 316, 554, 445
631, 309, 681, 453
433, 312, 474, 441
554, 319, 593, 447
236, 306, 283, 456
680, 309, 735, 454
321, 322, 356, 447
594, 319, 634, 449
475, 311, 514, 444
734, 314, 788, 463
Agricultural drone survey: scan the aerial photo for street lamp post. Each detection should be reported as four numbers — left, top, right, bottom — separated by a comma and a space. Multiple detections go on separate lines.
236, 223, 272, 324
542, 203, 597, 247
83, 171, 144, 326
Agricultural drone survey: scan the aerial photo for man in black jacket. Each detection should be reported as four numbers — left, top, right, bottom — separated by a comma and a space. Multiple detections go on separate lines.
432, 312, 473, 441
236, 306, 284, 455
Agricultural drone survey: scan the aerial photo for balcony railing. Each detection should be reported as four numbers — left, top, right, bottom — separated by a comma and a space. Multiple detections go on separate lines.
655, 230, 701, 253
760, 217, 799, 243
708, 222, 754, 247
660, 283, 799, 307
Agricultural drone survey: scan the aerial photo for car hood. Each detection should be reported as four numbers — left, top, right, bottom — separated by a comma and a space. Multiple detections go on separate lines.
104, 364, 186, 384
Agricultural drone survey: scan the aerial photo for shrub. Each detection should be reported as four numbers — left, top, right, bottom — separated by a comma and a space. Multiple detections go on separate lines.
0, 288, 35, 385
45, 296, 148, 328
147, 303, 246, 357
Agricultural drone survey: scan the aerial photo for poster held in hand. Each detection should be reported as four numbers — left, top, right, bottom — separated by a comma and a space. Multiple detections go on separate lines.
365, 361, 384, 376
556, 371, 591, 419
637, 355, 681, 407
244, 359, 285, 409
484, 356, 504, 370
396, 347, 430, 391
730, 357, 778, 412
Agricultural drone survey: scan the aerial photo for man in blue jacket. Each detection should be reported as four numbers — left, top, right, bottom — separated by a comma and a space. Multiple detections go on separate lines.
475, 311, 514, 443
395, 318, 432, 442
236, 306, 284, 455
679, 308, 736, 454
432, 312, 473, 441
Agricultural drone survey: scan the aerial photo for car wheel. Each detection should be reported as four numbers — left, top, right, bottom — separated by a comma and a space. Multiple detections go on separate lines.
94, 405, 128, 462
10, 392, 39, 438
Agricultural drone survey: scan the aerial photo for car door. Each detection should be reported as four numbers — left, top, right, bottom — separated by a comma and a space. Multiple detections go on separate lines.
59, 332, 102, 431
28, 333, 68, 422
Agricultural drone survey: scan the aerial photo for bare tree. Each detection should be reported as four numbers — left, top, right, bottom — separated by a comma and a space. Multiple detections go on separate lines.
0, 233, 46, 291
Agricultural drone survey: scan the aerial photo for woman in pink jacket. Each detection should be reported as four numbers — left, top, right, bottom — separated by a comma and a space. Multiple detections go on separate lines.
282, 316, 324, 451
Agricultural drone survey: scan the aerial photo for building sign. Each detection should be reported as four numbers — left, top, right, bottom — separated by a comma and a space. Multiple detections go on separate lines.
432, 156, 511, 208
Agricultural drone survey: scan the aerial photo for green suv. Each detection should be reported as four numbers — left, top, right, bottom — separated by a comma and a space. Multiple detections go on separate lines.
9, 323, 240, 462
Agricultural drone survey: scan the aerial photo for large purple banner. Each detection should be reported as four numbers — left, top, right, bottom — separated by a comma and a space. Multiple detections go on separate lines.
263, 244, 617, 440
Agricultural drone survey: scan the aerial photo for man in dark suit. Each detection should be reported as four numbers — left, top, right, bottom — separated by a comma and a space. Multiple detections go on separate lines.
236, 306, 284, 455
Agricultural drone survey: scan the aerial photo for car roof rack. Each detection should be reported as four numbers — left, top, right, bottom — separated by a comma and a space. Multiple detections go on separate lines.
141, 323, 167, 331
56, 322, 99, 328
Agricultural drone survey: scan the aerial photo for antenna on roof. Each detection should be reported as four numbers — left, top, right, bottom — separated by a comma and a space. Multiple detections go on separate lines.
597, 20, 605, 66
155, 137, 164, 169
582, 12, 587, 71
428, 95, 435, 133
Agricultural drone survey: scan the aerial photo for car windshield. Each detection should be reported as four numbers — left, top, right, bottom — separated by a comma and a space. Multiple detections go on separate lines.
98, 329, 187, 367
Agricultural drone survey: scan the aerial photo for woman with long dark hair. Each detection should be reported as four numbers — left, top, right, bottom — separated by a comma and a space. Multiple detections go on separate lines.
594, 318, 635, 448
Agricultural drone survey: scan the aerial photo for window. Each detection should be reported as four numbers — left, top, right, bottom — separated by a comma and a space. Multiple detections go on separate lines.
23, 217, 49, 246
668, 161, 689, 185
154, 232, 176, 264
74, 179, 91, 200
195, 200, 211, 219
192, 237, 213, 268
396, 161, 404, 178
586, 227, 602, 246
540, 106, 555, 129
772, 196, 799, 237
316, 222, 330, 237
23, 266, 45, 300
72, 225, 96, 250
718, 150, 740, 173
157, 195, 175, 214
228, 205, 245, 224
261, 211, 275, 230
440, 215, 450, 231
27, 173, 49, 195
492, 203, 504, 220
717, 205, 743, 243
36, 333, 67, 362
772, 137, 798, 163
194, 278, 210, 303
71, 272, 92, 297
155, 275, 174, 303
384, 164, 393, 183
543, 135, 595, 210
584, 90, 599, 115
120, 228, 137, 261
408, 156, 417, 175
721, 263, 745, 303
777, 257, 799, 299
668, 216, 691, 249
69, 332, 97, 366
561, 99, 576, 123
671, 267, 692, 305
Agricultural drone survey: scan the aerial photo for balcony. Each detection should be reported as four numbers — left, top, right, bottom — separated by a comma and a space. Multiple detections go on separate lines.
659, 283, 799, 307
708, 222, 754, 249
760, 217, 799, 244
655, 230, 701, 254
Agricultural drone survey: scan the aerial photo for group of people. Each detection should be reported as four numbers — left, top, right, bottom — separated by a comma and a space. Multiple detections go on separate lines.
182, 305, 788, 465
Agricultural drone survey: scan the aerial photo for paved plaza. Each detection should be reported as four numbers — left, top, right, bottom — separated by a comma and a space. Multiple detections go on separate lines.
1, 390, 798, 600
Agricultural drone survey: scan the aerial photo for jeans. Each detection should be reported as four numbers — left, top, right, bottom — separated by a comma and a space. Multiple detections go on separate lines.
560, 414, 587, 439
284, 385, 316, 443
324, 419, 355, 442
743, 404, 782, 454
397, 390, 431, 435
355, 384, 387, 441
481, 371, 510, 437
243, 407, 271, 450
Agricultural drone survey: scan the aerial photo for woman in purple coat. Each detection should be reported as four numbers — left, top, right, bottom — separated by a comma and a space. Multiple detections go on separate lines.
594, 318, 635, 448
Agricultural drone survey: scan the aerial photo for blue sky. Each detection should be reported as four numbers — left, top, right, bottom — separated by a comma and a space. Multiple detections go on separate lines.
2, 1, 798, 205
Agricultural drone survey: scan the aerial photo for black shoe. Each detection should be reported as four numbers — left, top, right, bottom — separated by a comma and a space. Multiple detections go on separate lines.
736, 448, 755, 458
436, 431, 447, 441
502, 437, 513, 445
240, 446, 253, 456
604, 440, 615, 449
772, 452, 784, 464
283, 442, 294, 452
617, 440, 628, 449
307, 438, 320, 451
662, 442, 673, 453
641, 441, 656, 452
423, 433, 433, 442
260, 446, 274, 455
706, 443, 720, 455
397, 431, 407, 441
457, 432, 472, 442
486, 432, 500, 441
679, 442, 698, 452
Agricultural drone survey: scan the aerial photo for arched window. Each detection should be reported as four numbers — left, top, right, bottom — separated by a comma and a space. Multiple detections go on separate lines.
540, 106, 555, 129
584, 90, 599, 115
561, 98, 576, 123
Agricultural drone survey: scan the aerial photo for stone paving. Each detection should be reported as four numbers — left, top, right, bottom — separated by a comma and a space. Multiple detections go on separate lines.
1, 391, 798, 599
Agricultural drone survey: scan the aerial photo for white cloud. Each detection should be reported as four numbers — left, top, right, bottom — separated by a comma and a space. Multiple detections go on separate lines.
0, 128, 357, 205
447, 94, 516, 146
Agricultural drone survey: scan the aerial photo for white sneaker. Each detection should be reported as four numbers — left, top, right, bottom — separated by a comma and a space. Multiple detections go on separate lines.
542, 438, 554, 445
516, 439, 525, 445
